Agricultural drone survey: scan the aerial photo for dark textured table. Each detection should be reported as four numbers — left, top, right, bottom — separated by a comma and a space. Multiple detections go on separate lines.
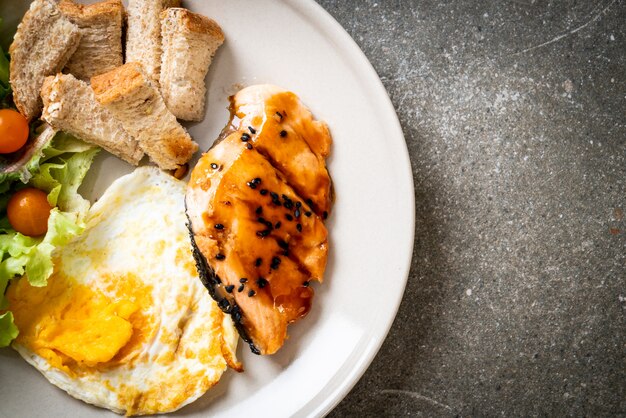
316, 0, 625, 416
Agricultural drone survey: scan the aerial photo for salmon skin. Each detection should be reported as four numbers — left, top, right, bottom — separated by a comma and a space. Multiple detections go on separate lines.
186, 85, 333, 355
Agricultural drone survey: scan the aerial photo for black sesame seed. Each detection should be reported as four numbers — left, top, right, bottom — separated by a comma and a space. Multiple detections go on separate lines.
216, 253, 226, 260
303, 281, 310, 287
253, 177, 262, 184
238, 284, 245, 292
218, 298, 230, 309
270, 256, 281, 269
285, 214, 293, 221
256, 206, 263, 215
283, 201, 293, 209
241, 133, 251, 142
260, 189, 268, 195
256, 230, 271, 237
225, 284, 235, 293
240, 278, 248, 283
210, 163, 218, 169
296, 223, 302, 232
255, 257, 263, 267
323, 211, 328, 220
275, 111, 283, 120
294, 209, 301, 218
280, 130, 287, 138
248, 126, 256, 134
246, 143, 253, 150
270, 192, 279, 199
277, 239, 289, 250
295, 201, 302, 208
248, 290, 256, 297
247, 181, 257, 189
305, 211, 312, 217
274, 221, 282, 229
256, 277, 268, 288
214, 223, 224, 230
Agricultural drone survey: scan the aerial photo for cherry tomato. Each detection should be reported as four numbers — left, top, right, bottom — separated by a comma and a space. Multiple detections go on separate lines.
7, 188, 52, 237
0, 109, 29, 154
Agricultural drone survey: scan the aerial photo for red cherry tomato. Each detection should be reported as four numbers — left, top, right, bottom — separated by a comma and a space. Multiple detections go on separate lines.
0, 109, 29, 154
7, 188, 52, 237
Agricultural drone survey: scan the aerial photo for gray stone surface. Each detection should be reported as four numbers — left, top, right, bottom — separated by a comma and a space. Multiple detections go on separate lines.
315, 0, 625, 416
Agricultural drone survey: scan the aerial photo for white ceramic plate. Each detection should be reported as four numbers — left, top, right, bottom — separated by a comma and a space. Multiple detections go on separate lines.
0, 1, 414, 417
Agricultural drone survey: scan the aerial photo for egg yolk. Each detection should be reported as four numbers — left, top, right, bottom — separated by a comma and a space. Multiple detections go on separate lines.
6, 270, 142, 373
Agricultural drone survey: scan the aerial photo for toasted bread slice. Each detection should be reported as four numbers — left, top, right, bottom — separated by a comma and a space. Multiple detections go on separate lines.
91, 63, 198, 170
41, 73, 143, 165
9, 0, 82, 120
59, 0, 124, 80
160, 8, 224, 121
126, 0, 181, 83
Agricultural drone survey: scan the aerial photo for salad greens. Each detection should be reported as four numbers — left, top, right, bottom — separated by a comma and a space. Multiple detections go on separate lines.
0, 31, 99, 347
0, 35, 9, 107
0, 133, 99, 347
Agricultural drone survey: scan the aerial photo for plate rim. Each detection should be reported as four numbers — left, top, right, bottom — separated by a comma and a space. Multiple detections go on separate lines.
288, 1, 416, 416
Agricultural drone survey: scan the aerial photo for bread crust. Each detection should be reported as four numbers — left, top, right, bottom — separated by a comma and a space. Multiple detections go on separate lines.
91, 63, 198, 170
159, 8, 224, 121
173, 8, 224, 38
59, 0, 124, 80
90, 62, 146, 105
9, 0, 82, 120
59, 0, 122, 20
41, 73, 143, 165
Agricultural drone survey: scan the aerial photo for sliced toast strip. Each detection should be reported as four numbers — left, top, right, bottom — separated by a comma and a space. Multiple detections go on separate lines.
59, 0, 124, 80
41, 73, 143, 165
10, 0, 82, 120
160, 8, 225, 121
91, 63, 198, 170
125, 0, 181, 83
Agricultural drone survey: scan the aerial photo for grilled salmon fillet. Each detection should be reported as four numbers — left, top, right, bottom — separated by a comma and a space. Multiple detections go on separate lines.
186, 85, 332, 355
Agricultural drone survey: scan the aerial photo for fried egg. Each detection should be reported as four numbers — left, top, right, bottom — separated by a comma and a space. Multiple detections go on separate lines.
6, 167, 241, 415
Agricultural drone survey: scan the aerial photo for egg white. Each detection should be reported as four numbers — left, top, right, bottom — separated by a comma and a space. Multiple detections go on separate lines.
11, 167, 240, 415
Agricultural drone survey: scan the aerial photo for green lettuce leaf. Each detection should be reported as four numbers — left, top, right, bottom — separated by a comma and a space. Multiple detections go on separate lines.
0, 17, 11, 104
43, 131, 95, 156
0, 44, 10, 105
0, 209, 83, 291
25, 210, 84, 287
0, 312, 18, 347
30, 147, 99, 219
0, 46, 8, 86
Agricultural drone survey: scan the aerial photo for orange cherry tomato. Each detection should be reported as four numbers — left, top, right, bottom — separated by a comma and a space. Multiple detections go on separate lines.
7, 188, 52, 237
0, 109, 29, 154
